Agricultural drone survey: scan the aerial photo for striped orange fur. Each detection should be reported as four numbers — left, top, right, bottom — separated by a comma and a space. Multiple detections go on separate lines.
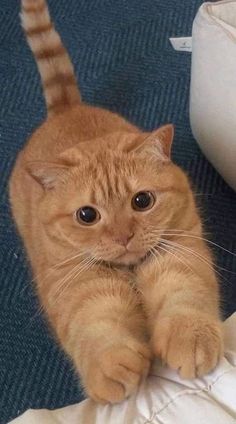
9, 0, 223, 404
21, 0, 80, 115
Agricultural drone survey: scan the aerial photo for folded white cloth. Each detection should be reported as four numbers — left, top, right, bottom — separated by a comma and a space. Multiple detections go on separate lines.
9, 313, 236, 424
190, 0, 236, 191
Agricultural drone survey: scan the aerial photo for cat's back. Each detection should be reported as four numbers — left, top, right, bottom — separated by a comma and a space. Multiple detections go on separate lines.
18, 104, 136, 163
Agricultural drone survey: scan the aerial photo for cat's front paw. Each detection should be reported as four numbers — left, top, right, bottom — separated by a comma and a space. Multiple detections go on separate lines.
152, 312, 223, 379
84, 340, 151, 404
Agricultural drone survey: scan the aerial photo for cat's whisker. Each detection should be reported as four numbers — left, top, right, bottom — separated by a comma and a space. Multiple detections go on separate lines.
52, 256, 99, 306
20, 249, 92, 298
148, 225, 212, 238
160, 238, 230, 278
51, 249, 100, 299
162, 231, 236, 259
28, 265, 81, 324
148, 229, 236, 275
51, 256, 91, 299
147, 230, 229, 281
159, 239, 232, 286
57, 256, 102, 299
27, 255, 99, 325
149, 226, 236, 258
31, 253, 87, 300
153, 244, 196, 276
194, 193, 215, 196
149, 247, 161, 278
53, 250, 90, 268
159, 238, 217, 270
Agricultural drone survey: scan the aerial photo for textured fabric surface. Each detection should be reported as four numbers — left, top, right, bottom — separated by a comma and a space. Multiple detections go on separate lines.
9, 314, 236, 424
0, 0, 235, 423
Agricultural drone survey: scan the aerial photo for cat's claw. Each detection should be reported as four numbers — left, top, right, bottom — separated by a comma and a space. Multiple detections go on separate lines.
152, 312, 223, 379
84, 340, 151, 404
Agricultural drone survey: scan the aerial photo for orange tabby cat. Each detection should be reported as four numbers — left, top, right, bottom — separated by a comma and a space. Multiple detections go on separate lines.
9, 0, 223, 404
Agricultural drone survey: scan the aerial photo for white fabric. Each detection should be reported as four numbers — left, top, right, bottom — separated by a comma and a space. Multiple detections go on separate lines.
190, 0, 236, 191
10, 313, 236, 424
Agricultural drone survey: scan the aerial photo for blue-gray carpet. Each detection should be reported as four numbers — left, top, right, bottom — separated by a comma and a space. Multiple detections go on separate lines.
0, 0, 235, 423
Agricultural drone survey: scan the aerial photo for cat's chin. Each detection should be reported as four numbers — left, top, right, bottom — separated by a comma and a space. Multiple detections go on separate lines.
112, 251, 149, 266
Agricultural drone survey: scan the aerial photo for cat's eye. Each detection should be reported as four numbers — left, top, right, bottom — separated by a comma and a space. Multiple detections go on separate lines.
75, 206, 101, 225
132, 191, 155, 211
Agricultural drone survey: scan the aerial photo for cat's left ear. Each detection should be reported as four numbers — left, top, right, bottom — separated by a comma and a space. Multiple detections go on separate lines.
26, 161, 70, 189
133, 124, 174, 161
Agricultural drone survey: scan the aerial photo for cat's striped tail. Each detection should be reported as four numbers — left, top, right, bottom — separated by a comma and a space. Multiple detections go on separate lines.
21, 0, 81, 116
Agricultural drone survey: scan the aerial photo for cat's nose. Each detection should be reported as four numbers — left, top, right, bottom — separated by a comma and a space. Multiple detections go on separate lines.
114, 232, 134, 247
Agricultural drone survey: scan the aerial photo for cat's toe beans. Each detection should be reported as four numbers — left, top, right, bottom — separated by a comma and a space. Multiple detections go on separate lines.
195, 337, 223, 377
177, 340, 222, 379
152, 314, 223, 379
85, 342, 151, 403
100, 344, 151, 393
87, 369, 125, 404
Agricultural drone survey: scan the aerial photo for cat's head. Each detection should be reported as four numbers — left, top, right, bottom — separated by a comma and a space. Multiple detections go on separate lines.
27, 125, 194, 266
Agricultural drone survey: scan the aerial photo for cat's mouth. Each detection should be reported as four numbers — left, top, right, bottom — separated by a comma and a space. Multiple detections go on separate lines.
112, 240, 165, 266
99, 242, 163, 268
110, 248, 154, 267
114, 252, 144, 266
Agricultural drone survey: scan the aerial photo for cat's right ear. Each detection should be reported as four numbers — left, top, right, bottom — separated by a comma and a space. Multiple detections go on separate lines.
134, 124, 174, 160
121, 124, 174, 161
25, 161, 70, 190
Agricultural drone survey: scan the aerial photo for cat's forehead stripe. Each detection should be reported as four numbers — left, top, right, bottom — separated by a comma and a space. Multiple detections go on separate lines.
90, 168, 131, 205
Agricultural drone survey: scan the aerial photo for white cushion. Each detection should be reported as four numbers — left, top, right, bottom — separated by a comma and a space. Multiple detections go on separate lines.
190, 0, 236, 191
9, 313, 236, 424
